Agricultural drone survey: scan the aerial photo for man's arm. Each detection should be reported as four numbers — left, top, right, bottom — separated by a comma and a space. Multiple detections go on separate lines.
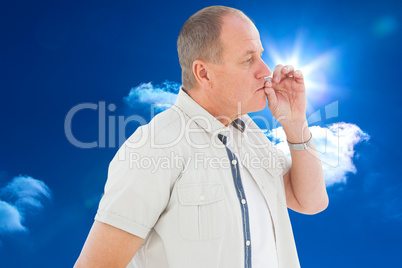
264, 64, 328, 215
282, 121, 328, 214
74, 220, 144, 268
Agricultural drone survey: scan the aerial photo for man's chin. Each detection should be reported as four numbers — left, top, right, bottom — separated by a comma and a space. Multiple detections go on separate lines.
248, 100, 267, 114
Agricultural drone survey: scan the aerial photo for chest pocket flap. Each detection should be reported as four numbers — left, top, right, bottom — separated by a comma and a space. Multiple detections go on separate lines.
178, 183, 225, 205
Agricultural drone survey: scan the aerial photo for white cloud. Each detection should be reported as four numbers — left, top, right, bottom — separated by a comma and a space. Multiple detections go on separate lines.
123, 81, 180, 113
0, 175, 52, 234
0, 201, 26, 232
267, 123, 370, 186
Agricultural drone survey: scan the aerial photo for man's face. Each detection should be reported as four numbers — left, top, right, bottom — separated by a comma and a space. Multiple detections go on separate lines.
208, 14, 272, 117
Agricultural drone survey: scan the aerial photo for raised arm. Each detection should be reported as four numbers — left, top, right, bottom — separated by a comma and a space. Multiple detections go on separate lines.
264, 64, 328, 215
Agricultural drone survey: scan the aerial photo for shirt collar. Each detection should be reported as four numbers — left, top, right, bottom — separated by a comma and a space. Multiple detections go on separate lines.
231, 118, 246, 133
174, 87, 246, 136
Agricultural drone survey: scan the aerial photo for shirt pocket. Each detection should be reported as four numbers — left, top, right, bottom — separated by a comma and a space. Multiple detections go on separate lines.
177, 183, 227, 241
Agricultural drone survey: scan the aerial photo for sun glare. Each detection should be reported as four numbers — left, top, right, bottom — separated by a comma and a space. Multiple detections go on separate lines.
263, 36, 338, 113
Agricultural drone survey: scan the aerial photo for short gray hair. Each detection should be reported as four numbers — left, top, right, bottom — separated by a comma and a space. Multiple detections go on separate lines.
177, 6, 250, 90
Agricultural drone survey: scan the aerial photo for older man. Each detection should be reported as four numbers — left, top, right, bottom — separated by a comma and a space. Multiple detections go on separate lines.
75, 5, 328, 268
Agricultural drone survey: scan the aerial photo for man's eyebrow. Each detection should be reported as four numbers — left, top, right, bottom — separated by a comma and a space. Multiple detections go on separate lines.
242, 48, 264, 57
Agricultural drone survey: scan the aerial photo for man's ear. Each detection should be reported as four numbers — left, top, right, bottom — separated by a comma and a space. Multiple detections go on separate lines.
192, 60, 212, 90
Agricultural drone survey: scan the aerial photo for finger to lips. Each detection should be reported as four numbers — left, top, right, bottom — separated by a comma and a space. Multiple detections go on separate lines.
264, 78, 272, 87
264, 86, 275, 96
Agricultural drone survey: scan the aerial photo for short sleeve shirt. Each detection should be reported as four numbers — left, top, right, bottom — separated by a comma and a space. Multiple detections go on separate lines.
95, 87, 300, 268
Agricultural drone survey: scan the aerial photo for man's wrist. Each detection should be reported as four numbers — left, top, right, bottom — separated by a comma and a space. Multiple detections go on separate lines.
282, 118, 310, 143
287, 132, 313, 150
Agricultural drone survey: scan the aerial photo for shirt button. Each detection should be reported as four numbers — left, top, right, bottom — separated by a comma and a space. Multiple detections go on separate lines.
246, 240, 251, 246
241, 199, 246, 204
200, 195, 205, 201
232, 159, 237, 165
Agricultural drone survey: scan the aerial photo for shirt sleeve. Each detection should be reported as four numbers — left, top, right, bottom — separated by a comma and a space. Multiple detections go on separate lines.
95, 125, 176, 239
275, 146, 292, 177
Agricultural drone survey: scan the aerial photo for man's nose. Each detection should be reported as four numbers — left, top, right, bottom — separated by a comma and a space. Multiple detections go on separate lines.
257, 59, 272, 79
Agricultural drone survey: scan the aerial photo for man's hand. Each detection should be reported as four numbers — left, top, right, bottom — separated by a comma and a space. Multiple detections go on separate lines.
264, 64, 307, 125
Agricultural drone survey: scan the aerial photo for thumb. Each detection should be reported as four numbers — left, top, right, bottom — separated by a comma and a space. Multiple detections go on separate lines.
264, 87, 277, 110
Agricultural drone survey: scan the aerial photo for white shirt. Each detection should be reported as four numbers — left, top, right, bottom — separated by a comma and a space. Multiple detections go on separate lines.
226, 125, 279, 268
95, 87, 300, 268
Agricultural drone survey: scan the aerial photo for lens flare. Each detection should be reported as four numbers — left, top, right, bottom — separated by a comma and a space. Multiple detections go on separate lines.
263, 35, 339, 114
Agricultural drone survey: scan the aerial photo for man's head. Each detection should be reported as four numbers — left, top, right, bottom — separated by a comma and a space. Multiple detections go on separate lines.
177, 6, 272, 120
177, 6, 246, 89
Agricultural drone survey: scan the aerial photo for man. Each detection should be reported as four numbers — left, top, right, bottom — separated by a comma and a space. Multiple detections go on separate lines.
75, 5, 328, 268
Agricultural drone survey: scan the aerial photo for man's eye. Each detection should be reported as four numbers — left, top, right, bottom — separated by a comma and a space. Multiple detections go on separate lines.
245, 57, 252, 63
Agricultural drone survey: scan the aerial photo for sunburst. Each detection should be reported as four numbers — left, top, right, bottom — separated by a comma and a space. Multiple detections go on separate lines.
263, 35, 339, 114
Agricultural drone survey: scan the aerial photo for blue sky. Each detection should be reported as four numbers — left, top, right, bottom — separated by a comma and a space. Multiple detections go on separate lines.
0, 0, 401, 267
